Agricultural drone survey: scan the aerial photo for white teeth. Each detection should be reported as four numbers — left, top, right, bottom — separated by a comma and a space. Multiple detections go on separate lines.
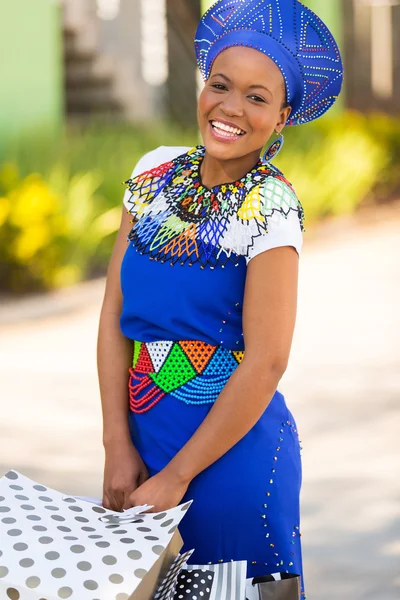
211, 121, 245, 136
213, 127, 236, 138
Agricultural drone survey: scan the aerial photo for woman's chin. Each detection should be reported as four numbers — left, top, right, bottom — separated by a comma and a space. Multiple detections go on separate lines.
203, 135, 247, 161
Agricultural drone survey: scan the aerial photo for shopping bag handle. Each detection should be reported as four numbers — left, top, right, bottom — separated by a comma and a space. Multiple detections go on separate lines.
250, 572, 300, 585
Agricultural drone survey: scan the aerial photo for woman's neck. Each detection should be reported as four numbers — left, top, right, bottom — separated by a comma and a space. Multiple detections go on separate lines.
199, 148, 262, 189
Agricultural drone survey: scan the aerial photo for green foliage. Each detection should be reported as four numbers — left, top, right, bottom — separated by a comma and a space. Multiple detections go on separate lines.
0, 123, 197, 292
275, 111, 399, 221
0, 114, 398, 293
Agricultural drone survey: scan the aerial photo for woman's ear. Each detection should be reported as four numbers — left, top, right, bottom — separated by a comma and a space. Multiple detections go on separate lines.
277, 105, 292, 132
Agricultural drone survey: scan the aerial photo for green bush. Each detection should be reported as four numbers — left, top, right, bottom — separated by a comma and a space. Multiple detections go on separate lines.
276, 111, 400, 220
0, 113, 398, 293
0, 123, 197, 292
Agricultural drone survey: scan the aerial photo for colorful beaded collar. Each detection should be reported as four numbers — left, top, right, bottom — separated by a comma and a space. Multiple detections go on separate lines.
124, 145, 304, 268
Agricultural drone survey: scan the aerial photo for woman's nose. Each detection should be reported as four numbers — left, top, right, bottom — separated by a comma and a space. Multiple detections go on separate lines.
220, 92, 244, 117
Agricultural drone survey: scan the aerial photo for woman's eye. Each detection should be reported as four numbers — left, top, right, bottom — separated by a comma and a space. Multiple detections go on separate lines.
249, 95, 266, 103
212, 83, 227, 91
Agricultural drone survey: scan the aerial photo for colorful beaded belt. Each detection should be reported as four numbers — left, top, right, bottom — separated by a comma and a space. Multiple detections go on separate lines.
129, 340, 245, 414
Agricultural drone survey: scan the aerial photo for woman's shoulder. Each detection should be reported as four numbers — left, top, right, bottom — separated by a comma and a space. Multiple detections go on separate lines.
130, 145, 192, 179
263, 164, 298, 198
123, 146, 192, 215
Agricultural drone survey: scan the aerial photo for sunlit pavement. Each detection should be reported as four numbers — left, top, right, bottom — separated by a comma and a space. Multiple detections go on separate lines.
1, 212, 399, 599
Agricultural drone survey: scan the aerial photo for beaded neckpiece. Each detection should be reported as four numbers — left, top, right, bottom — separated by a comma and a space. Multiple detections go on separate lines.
124, 145, 304, 268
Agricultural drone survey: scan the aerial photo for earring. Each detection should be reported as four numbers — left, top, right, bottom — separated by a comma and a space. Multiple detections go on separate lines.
262, 130, 284, 163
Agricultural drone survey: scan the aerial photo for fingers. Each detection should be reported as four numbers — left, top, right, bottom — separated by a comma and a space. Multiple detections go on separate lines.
102, 492, 112, 510
126, 488, 139, 510
123, 469, 149, 508
103, 489, 124, 512
122, 490, 135, 510
103, 468, 150, 512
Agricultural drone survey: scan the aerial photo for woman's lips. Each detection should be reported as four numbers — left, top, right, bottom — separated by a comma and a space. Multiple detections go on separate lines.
208, 121, 246, 143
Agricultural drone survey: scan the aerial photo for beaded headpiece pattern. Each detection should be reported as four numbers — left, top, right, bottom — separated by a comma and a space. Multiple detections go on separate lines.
195, 0, 344, 125
124, 146, 305, 269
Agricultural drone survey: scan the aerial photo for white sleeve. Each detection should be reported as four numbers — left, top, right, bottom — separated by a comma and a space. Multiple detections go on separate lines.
246, 210, 303, 262
245, 176, 304, 263
122, 145, 191, 211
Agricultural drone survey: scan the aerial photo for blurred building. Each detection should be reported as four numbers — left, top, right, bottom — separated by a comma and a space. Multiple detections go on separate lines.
62, 0, 200, 125
0, 0, 399, 144
344, 0, 400, 114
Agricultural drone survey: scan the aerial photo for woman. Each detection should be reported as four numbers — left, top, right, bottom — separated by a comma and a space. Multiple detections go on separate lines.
97, 0, 343, 596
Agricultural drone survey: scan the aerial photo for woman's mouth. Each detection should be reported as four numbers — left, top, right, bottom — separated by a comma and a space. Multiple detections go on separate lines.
209, 120, 247, 142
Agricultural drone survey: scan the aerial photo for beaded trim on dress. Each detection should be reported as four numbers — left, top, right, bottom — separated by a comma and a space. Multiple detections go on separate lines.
124, 145, 305, 268
129, 340, 245, 413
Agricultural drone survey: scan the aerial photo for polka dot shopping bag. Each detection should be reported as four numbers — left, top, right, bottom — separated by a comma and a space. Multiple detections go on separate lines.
0, 470, 191, 600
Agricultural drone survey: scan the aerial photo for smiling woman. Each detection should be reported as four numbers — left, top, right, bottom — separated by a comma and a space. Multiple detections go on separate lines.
198, 46, 292, 181
97, 2, 344, 599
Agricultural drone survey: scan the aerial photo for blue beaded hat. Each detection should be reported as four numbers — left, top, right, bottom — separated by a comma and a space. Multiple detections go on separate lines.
195, 0, 344, 125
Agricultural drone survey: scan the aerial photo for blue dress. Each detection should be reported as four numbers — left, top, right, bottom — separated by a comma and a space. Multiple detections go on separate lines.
120, 145, 306, 597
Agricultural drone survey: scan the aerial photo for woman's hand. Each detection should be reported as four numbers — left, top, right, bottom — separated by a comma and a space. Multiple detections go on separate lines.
129, 468, 190, 513
103, 441, 150, 512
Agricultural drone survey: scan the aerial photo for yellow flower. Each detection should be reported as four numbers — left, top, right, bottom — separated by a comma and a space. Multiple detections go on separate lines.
13, 223, 51, 262
9, 175, 61, 226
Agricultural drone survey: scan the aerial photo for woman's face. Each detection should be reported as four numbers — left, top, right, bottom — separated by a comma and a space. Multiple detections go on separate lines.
198, 46, 292, 161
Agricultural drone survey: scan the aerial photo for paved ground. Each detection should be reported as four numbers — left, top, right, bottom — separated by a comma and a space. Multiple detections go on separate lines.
1, 211, 399, 599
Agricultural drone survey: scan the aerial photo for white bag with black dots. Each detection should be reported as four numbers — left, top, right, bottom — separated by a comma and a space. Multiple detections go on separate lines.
0, 471, 191, 600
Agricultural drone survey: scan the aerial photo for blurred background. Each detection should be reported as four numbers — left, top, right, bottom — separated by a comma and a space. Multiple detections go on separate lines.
0, 1, 399, 598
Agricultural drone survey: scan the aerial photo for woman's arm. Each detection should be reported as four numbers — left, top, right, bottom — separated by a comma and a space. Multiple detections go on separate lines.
98, 208, 149, 511
129, 245, 299, 509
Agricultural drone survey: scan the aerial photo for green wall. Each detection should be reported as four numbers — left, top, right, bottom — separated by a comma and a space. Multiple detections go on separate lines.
0, 0, 63, 150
